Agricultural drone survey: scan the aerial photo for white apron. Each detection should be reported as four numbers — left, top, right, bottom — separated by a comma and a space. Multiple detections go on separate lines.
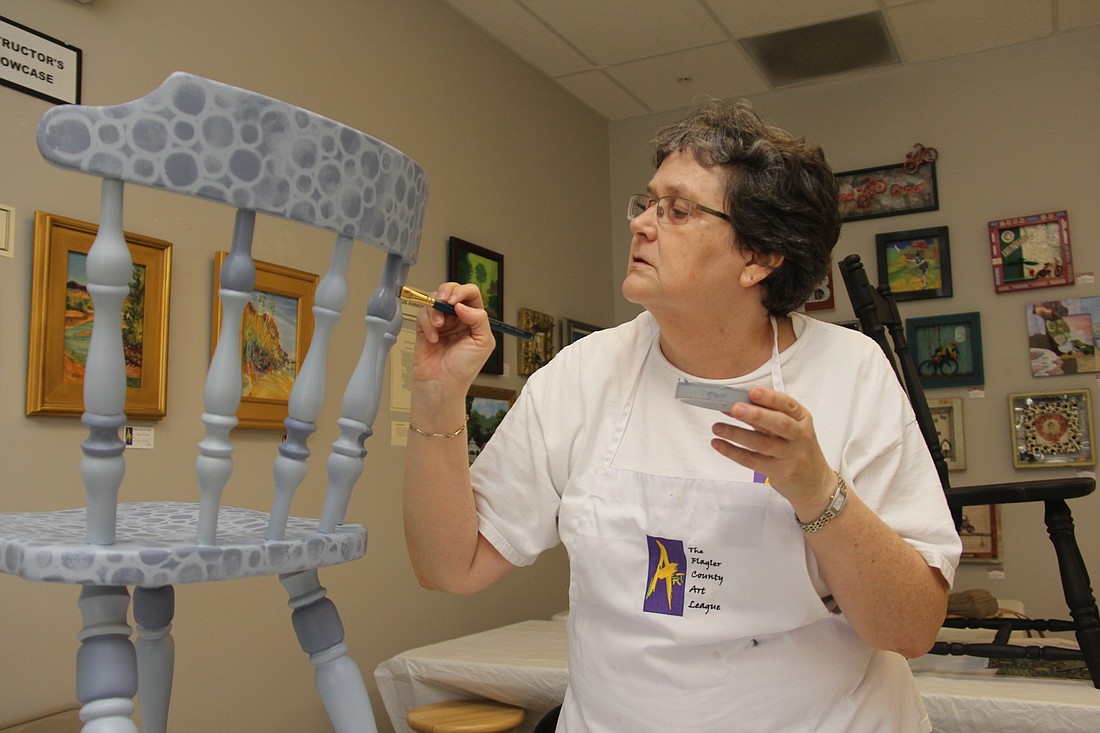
555, 320, 927, 732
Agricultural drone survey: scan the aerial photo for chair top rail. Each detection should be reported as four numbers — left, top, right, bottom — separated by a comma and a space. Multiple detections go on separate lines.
37, 71, 427, 265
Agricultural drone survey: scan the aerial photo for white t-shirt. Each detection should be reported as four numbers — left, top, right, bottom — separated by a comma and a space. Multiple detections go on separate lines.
470, 311, 961, 731
473, 311, 960, 588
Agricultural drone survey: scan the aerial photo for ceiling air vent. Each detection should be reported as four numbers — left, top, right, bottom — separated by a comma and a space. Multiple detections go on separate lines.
741, 11, 900, 87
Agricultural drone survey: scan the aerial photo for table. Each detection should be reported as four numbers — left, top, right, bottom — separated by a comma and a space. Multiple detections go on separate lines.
375, 619, 1100, 733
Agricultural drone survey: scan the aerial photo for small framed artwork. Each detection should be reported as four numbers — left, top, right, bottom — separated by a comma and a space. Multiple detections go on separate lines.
1026, 296, 1100, 377
803, 267, 835, 311
449, 236, 504, 375
835, 161, 938, 222
928, 397, 966, 471
0, 203, 14, 258
26, 211, 172, 419
466, 384, 517, 464
561, 318, 602, 346
905, 312, 984, 389
211, 252, 317, 430
518, 307, 555, 377
875, 226, 952, 301
1009, 389, 1094, 468
989, 210, 1073, 293
956, 504, 1002, 563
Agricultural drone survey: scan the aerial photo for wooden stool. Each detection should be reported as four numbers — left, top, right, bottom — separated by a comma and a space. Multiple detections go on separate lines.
407, 699, 525, 733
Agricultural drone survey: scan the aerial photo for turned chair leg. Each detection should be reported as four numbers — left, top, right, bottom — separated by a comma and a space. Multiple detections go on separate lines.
134, 586, 176, 733
1044, 499, 1100, 687
282, 570, 377, 732
76, 586, 139, 733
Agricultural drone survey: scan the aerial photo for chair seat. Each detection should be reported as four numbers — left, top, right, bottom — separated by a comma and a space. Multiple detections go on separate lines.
947, 477, 1094, 507
0, 502, 365, 586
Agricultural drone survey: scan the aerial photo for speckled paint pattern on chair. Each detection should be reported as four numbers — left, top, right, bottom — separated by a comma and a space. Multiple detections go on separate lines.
0, 503, 366, 586
37, 71, 427, 263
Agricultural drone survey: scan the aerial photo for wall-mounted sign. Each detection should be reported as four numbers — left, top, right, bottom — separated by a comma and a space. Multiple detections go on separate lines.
0, 16, 81, 105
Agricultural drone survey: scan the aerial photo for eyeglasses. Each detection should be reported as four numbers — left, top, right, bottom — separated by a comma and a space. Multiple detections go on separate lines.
627, 194, 734, 226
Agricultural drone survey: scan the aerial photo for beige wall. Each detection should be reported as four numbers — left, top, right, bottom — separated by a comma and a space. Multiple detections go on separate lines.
611, 26, 1100, 620
0, 0, 610, 729
4, 0, 1099, 727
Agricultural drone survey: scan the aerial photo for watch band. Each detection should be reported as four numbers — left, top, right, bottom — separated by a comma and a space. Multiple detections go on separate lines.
797, 472, 849, 533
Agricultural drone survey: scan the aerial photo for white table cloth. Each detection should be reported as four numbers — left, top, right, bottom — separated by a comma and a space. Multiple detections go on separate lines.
375, 619, 1100, 733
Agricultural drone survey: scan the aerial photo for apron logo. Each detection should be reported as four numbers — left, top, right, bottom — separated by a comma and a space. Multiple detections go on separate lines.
643, 535, 686, 616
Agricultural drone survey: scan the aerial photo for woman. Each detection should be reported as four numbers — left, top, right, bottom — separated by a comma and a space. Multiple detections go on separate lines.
403, 100, 960, 732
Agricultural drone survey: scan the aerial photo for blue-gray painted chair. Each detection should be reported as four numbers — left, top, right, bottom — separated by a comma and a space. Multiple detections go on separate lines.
0, 72, 428, 731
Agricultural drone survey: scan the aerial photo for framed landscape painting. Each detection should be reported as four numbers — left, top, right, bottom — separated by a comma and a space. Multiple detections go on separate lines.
449, 236, 505, 375
211, 252, 316, 430
26, 211, 172, 419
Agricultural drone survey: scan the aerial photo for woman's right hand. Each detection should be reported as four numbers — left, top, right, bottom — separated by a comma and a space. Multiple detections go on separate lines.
411, 282, 496, 394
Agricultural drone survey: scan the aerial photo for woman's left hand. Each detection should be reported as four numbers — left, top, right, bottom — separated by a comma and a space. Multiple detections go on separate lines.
710, 386, 836, 518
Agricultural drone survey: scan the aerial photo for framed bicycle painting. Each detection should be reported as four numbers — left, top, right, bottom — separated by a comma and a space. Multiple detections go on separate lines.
904, 312, 984, 389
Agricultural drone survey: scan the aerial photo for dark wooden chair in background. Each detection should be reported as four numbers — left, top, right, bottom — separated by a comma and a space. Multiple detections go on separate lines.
839, 253, 1100, 688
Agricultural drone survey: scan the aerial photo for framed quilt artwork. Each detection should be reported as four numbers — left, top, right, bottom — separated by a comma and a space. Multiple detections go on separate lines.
989, 210, 1073, 293
835, 161, 938, 222
1026, 296, 1100, 377
1009, 389, 1094, 468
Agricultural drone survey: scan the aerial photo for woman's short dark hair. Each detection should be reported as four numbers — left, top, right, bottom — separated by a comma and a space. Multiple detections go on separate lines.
651, 100, 840, 315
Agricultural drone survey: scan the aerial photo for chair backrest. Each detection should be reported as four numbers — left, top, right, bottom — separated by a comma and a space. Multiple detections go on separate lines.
35, 72, 429, 547
837, 255, 959, 523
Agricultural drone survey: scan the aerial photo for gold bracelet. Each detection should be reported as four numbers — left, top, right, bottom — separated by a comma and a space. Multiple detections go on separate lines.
407, 416, 467, 438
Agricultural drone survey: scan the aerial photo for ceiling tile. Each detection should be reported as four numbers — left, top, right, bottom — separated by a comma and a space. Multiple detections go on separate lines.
444, 0, 592, 76
606, 43, 770, 113
704, 0, 879, 38
555, 71, 652, 121
887, 0, 1053, 63
522, 0, 728, 66
1058, 0, 1100, 31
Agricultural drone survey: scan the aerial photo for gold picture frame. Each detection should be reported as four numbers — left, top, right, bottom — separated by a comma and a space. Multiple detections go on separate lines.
517, 307, 554, 377
211, 252, 316, 430
27, 211, 172, 419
